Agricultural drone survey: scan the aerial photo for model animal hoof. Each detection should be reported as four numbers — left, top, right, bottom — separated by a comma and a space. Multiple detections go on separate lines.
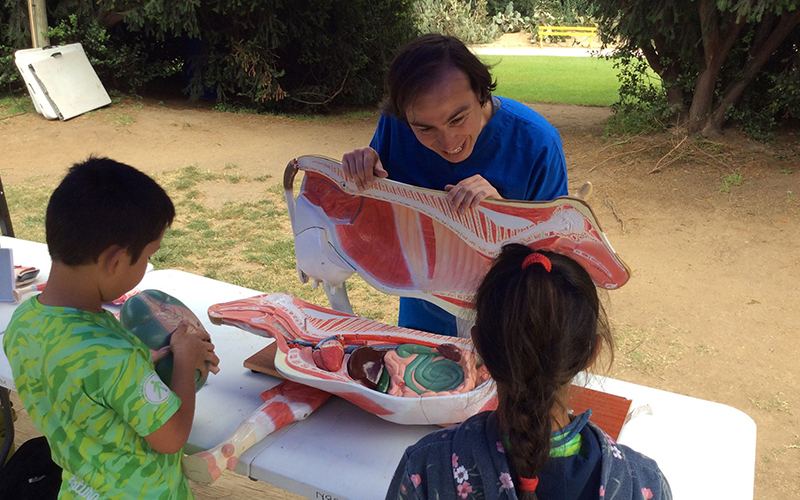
181, 452, 221, 484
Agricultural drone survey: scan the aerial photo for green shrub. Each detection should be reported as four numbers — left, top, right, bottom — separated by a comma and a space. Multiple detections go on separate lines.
47, 14, 183, 91
148, 0, 416, 111
3, 1, 416, 112
0, 0, 30, 87
606, 51, 672, 135
491, 2, 531, 34
770, 54, 799, 121
486, 0, 536, 17
414, 0, 500, 44
724, 33, 799, 142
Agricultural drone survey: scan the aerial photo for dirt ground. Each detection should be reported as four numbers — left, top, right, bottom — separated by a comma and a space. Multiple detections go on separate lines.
1, 45, 799, 499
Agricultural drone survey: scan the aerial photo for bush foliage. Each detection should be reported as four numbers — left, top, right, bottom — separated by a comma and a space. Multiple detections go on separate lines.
1, 0, 615, 112
0, 0, 30, 87
590, 0, 800, 139
414, 0, 500, 44
1, 0, 417, 111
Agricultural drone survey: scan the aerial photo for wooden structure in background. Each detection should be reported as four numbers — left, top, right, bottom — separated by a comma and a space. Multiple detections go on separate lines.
27, 0, 50, 48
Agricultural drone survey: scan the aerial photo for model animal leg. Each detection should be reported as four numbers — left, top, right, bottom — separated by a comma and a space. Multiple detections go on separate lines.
285, 160, 356, 298
182, 380, 330, 484
322, 281, 353, 314
574, 181, 593, 201
12, 281, 46, 301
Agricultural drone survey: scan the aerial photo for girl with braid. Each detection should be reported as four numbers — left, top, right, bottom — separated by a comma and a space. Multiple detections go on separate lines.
386, 244, 671, 500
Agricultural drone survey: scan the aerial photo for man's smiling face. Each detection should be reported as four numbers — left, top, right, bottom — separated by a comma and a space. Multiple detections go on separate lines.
406, 67, 492, 163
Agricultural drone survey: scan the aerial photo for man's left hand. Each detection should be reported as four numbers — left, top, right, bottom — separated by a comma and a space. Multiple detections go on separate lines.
444, 175, 503, 214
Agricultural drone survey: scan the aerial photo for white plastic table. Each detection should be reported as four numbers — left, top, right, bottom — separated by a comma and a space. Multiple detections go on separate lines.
0, 237, 757, 499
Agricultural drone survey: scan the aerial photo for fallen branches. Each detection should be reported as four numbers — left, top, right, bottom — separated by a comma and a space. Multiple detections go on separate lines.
604, 196, 626, 232
649, 135, 688, 174
589, 146, 651, 172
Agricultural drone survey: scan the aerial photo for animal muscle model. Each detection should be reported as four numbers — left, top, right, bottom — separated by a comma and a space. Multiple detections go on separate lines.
182, 380, 329, 484
208, 293, 493, 425
284, 155, 630, 321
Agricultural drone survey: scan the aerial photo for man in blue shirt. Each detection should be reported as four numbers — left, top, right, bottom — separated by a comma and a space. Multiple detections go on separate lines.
342, 34, 568, 336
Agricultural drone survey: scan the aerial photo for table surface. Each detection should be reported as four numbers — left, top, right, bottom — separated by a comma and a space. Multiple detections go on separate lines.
0, 237, 757, 500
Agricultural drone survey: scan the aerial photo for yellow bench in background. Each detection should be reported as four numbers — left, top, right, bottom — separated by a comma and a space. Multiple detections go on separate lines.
537, 25, 597, 48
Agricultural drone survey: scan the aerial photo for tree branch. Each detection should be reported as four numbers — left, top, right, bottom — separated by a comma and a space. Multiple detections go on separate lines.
640, 43, 664, 75
689, 0, 747, 131
706, 8, 800, 133
291, 69, 350, 106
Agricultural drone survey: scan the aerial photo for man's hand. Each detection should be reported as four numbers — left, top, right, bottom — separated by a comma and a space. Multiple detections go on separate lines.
444, 175, 502, 214
342, 147, 389, 191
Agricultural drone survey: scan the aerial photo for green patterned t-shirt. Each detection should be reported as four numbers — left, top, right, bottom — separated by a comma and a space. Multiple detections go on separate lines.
2, 297, 193, 500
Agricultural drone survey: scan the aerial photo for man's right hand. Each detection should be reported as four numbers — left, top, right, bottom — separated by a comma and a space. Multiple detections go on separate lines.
342, 147, 388, 191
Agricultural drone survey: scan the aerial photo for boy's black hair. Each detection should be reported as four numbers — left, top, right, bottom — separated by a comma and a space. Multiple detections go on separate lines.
383, 33, 497, 122
46, 157, 175, 266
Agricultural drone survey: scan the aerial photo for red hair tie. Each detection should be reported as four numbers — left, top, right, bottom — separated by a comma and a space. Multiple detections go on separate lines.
518, 476, 539, 492
521, 253, 551, 272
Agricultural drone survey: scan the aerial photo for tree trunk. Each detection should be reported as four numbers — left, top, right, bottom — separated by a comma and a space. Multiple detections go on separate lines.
688, 71, 716, 133
642, 35, 687, 122
702, 8, 800, 136
27, 0, 49, 48
686, 0, 745, 133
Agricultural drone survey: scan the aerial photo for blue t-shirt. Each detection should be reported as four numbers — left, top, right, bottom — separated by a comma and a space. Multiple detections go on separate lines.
370, 96, 569, 335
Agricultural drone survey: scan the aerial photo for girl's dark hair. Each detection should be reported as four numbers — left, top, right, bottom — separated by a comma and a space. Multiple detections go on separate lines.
383, 33, 497, 122
473, 244, 612, 500
46, 156, 175, 266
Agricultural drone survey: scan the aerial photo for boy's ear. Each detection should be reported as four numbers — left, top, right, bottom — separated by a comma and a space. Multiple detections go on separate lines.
99, 245, 129, 275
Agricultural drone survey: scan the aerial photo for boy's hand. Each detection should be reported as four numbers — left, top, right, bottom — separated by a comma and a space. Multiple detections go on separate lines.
146, 321, 219, 455
170, 321, 220, 380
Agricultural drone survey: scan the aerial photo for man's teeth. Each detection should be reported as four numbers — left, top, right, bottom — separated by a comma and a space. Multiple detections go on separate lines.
447, 146, 463, 155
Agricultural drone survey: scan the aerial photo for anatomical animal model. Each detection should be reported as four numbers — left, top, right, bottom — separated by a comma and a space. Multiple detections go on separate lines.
187, 155, 632, 484
208, 293, 494, 425
284, 155, 629, 325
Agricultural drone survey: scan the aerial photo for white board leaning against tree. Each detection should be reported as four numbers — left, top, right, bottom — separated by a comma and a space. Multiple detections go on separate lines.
14, 43, 111, 121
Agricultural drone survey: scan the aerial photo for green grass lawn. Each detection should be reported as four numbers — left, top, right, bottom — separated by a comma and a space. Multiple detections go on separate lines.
0, 94, 36, 119
482, 55, 621, 107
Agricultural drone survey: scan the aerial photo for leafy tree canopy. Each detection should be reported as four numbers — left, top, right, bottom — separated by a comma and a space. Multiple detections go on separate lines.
590, 0, 800, 138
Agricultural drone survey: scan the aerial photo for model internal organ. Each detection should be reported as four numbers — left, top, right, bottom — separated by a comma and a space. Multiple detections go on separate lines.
384, 344, 484, 397
284, 156, 630, 318
208, 293, 495, 425
120, 289, 209, 391
182, 380, 329, 484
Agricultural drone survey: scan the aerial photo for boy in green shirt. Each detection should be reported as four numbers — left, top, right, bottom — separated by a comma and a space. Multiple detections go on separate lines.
3, 157, 219, 499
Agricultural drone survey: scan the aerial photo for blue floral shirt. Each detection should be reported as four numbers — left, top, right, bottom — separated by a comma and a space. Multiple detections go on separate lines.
386, 411, 671, 500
